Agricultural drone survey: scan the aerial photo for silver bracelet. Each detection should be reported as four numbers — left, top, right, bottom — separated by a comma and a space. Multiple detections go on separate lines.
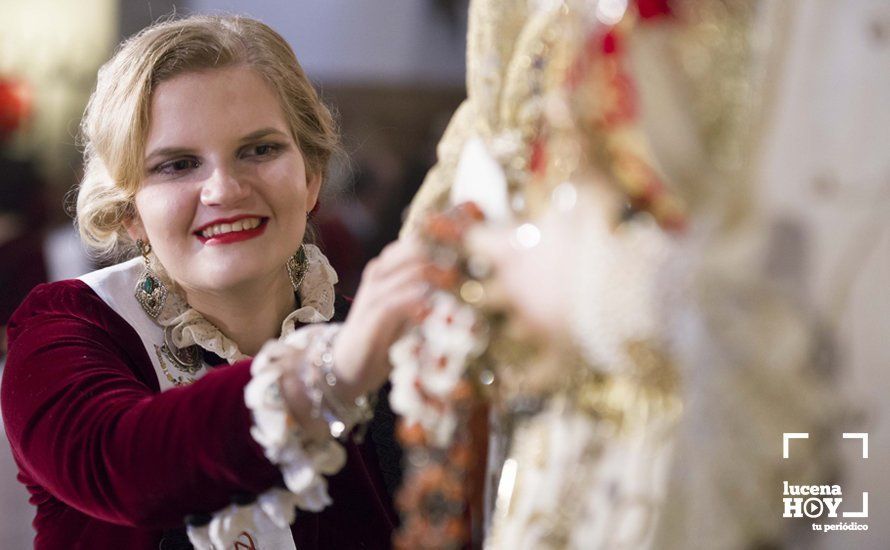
306, 325, 376, 441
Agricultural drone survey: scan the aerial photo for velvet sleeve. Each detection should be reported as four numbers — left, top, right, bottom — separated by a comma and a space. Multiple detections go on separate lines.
1, 281, 282, 529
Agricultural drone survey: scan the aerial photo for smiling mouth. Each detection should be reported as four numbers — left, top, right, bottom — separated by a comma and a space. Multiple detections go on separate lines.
195, 216, 269, 244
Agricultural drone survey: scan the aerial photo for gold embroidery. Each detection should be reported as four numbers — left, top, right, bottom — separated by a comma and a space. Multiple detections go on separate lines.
154, 344, 200, 387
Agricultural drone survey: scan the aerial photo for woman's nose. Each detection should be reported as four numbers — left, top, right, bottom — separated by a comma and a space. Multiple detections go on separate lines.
200, 167, 251, 206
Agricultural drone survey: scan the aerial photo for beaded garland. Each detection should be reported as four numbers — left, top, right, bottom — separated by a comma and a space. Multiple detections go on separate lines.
391, 203, 490, 549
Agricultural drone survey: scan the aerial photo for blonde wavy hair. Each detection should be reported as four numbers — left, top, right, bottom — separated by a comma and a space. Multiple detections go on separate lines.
76, 14, 339, 260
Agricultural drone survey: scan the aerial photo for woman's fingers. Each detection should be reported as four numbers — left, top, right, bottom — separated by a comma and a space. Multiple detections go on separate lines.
341, 280, 431, 391
334, 237, 447, 395
363, 237, 426, 281
380, 280, 431, 321
368, 262, 433, 300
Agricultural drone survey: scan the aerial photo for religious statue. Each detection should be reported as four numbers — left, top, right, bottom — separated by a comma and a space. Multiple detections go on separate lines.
390, 1, 838, 548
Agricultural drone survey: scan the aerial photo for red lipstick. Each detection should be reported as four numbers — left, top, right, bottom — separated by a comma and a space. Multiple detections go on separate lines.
195, 216, 268, 245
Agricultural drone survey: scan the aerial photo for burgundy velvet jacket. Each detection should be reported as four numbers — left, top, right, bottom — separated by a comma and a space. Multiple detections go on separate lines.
1, 280, 397, 549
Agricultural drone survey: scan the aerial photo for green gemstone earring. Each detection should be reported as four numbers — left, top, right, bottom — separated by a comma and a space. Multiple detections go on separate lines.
134, 239, 168, 319
286, 244, 309, 292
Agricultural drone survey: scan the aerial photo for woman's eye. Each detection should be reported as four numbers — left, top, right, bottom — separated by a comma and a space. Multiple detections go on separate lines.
154, 158, 199, 176
244, 143, 282, 159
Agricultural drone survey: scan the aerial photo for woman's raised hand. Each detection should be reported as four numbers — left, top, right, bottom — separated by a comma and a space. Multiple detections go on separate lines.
279, 237, 432, 439
332, 237, 433, 399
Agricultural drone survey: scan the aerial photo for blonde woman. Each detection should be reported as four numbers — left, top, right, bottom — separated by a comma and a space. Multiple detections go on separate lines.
2, 15, 430, 549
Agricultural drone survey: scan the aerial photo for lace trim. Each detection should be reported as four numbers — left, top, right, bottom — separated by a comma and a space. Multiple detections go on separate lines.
245, 336, 348, 501
154, 244, 337, 364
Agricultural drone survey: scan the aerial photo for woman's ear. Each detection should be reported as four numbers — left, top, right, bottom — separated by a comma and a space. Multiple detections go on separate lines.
123, 207, 146, 243
306, 172, 322, 213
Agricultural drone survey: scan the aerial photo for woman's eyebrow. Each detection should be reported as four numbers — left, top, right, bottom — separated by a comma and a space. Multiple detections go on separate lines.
240, 128, 288, 142
144, 146, 195, 164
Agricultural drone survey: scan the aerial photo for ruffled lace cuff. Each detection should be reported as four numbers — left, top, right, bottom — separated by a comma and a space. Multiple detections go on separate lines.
188, 324, 358, 549
245, 330, 348, 498
244, 341, 296, 462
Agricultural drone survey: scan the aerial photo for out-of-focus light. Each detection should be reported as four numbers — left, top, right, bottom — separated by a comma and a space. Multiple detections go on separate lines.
495, 458, 518, 512
460, 280, 485, 304
514, 223, 541, 249
596, 0, 628, 26
552, 181, 578, 212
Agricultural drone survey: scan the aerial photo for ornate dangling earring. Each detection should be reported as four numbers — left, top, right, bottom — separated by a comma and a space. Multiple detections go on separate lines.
286, 244, 309, 292
134, 239, 168, 319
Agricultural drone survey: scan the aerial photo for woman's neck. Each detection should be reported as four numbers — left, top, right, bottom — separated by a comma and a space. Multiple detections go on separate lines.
183, 270, 296, 357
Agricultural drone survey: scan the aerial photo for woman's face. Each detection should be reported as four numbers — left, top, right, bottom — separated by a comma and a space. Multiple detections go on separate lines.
128, 65, 320, 294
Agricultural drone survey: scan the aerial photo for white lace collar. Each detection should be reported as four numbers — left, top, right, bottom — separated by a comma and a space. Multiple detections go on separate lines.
152, 244, 338, 364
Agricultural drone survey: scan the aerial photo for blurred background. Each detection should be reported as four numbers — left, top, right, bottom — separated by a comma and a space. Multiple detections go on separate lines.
0, 1, 887, 549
